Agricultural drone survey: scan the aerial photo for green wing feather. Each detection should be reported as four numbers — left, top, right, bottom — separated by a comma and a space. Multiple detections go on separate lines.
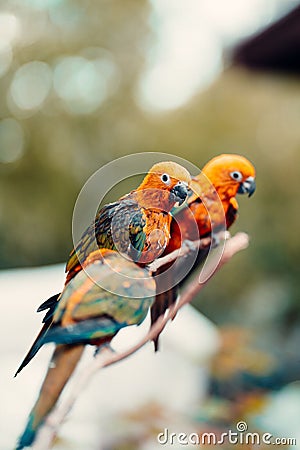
66, 199, 147, 277
45, 251, 155, 345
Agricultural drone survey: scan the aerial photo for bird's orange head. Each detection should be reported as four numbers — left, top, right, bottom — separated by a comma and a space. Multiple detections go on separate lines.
136, 161, 191, 211
200, 154, 256, 200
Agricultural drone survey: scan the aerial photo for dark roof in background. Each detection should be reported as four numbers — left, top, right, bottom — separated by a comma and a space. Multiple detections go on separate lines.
232, 4, 300, 73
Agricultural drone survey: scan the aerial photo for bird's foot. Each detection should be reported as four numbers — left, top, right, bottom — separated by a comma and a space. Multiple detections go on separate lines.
182, 239, 198, 253
211, 233, 220, 248
211, 230, 231, 248
94, 343, 115, 357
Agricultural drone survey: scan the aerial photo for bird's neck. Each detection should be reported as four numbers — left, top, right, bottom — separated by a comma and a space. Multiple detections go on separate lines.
216, 184, 238, 202
131, 189, 174, 212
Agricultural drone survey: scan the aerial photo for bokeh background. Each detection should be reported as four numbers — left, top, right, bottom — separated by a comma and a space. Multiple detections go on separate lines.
1, 0, 300, 449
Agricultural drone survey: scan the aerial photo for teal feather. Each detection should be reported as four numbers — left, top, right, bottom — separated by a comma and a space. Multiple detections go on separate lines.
43, 250, 155, 346
66, 199, 147, 275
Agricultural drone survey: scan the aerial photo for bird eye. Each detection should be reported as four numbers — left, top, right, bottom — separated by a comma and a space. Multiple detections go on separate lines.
161, 173, 171, 185
230, 171, 243, 181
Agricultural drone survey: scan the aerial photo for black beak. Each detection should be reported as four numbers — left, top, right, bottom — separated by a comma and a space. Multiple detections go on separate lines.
238, 176, 256, 197
171, 182, 188, 206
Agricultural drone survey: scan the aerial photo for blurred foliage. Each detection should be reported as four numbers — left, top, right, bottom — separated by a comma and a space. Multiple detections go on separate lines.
0, 0, 152, 267
0, 2, 299, 323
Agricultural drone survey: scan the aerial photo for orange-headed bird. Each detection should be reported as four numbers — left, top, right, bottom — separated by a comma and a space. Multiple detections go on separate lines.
151, 154, 256, 349
15, 161, 192, 449
15, 161, 191, 377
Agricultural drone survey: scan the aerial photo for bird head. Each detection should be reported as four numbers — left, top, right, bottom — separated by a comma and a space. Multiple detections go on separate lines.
136, 161, 191, 211
200, 154, 256, 200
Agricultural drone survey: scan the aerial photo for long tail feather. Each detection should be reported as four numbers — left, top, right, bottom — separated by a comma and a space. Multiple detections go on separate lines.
16, 344, 84, 449
151, 263, 178, 351
14, 323, 51, 377
37, 293, 60, 313
15, 293, 60, 377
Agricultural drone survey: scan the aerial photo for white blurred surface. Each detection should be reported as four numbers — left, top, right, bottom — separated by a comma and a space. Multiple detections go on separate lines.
0, 265, 220, 449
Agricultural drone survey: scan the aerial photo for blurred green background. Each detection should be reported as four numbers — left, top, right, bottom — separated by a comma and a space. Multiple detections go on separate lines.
1, 0, 300, 448
1, 0, 299, 320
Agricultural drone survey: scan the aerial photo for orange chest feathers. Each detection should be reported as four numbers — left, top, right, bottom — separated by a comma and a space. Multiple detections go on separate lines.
139, 210, 172, 263
166, 196, 238, 254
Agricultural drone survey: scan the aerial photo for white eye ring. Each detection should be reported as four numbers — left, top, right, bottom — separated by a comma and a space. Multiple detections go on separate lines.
161, 173, 171, 185
230, 171, 243, 182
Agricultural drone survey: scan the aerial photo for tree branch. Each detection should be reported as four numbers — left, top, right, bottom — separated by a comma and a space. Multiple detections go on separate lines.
147, 230, 231, 273
147, 237, 207, 273
32, 232, 249, 450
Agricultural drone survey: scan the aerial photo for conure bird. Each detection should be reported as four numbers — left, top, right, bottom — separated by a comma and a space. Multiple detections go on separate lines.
15, 161, 191, 376
151, 154, 256, 349
16, 249, 156, 449
66, 160, 191, 277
